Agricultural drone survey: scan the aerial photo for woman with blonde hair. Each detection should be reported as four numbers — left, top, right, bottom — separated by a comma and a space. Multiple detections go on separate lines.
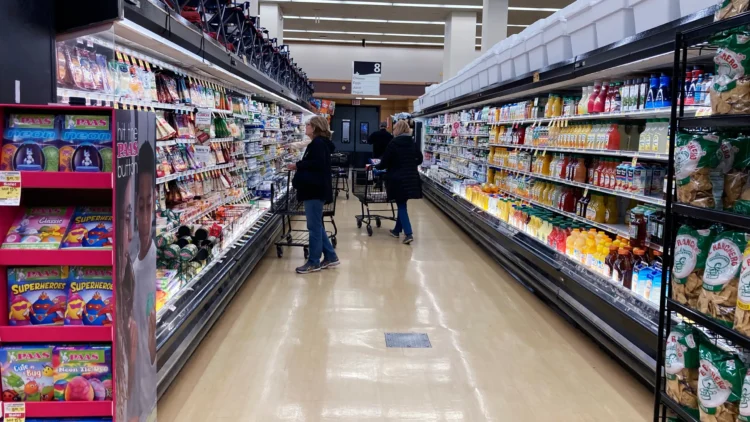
375, 120, 423, 244
287, 115, 339, 273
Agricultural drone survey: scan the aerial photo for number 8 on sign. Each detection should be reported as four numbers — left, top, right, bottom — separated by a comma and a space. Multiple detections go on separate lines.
374, 63, 381, 73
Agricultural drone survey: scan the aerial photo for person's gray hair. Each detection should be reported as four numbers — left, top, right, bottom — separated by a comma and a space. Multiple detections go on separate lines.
380, 121, 388, 129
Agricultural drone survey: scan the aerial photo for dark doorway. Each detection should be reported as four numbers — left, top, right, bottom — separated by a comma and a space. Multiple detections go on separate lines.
330, 105, 380, 167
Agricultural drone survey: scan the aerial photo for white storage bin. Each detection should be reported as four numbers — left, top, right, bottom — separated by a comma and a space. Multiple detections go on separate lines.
567, 0, 599, 56
460, 75, 473, 97
629, 0, 680, 33
497, 48, 515, 81
524, 20, 548, 72
679, 0, 713, 17
591, 0, 635, 48
544, 14, 573, 65
476, 56, 497, 89
413, 99, 421, 113
510, 35, 529, 76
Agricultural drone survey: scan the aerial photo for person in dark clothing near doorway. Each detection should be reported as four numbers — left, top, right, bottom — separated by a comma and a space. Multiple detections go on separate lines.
287, 116, 339, 274
375, 120, 423, 245
369, 122, 393, 159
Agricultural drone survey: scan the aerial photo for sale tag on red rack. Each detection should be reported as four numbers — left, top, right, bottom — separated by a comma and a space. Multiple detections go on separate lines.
4, 402, 25, 422
0, 172, 21, 206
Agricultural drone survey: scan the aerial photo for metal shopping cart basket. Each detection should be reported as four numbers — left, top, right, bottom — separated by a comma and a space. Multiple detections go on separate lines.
271, 170, 338, 259
331, 152, 350, 199
352, 166, 396, 236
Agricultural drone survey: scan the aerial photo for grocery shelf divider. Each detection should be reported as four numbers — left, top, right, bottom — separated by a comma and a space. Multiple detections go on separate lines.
24, 402, 113, 418
659, 393, 698, 422
488, 144, 670, 161
0, 326, 112, 343
673, 203, 750, 228
678, 114, 750, 128
667, 299, 750, 350
0, 249, 112, 266
21, 172, 113, 190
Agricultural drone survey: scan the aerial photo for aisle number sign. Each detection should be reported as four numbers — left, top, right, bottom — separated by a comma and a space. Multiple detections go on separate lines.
3, 402, 25, 422
352, 61, 381, 96
0, 172, 21, 206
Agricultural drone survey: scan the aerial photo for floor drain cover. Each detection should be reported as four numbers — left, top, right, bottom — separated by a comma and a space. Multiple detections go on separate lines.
385, 333, 432, 348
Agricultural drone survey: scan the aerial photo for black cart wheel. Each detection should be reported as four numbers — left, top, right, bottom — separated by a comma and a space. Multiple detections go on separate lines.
366, 225, 373, 236
286, 234, 293, 243
303, 247, 309, 259
276, 246, 283, 258
346, 193, 350, 199
375, 218, 381, 228
332, 237, 337, 248
357, 219, 362, 228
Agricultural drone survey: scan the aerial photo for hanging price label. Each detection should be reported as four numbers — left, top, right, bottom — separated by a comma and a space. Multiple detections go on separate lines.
0, 172, 21, 206
583, 187, 589, 197
4, 400, 25, 422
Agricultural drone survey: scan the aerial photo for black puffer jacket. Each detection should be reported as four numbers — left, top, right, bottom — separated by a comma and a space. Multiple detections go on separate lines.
293, 136, 335, 203
375, 134, 423, 203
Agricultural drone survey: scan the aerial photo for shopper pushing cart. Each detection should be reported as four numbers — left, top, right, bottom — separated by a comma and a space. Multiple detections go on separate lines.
284, 116, 340, 274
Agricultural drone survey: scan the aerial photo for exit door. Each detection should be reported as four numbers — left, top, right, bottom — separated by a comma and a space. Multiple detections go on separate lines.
330, 105, 379, 167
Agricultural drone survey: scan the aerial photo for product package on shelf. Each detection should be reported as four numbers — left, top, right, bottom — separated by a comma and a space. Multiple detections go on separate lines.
8, 266, 69, 326
3, 207, 74, 250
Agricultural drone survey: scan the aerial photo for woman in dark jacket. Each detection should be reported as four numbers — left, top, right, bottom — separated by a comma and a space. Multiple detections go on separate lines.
287, 116, 339, 274
375, 120, 423, 244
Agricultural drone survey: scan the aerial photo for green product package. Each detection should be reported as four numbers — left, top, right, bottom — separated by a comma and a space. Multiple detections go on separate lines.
675, 133, 722, 208
665, 323, 700, 417
723, 135, 750, 212
710, 26, 750, 114
673, 224, 716, 308
698, 341, 745, 420
700, 231, 749, 327
716, 0, 750, 21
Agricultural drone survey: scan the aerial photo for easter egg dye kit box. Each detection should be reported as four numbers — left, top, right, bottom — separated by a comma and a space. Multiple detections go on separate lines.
53, 346, 112, 401
2, 207, 74, 249
7, 266, 69, 326
66, 266, 113, 326
0, 345, 55, 401
1, 114, 60, 172
61, 207, 113, 249
60, 115, 112, 173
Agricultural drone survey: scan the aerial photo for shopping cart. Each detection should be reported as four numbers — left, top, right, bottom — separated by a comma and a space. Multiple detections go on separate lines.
352, 166, 396, 236
331, 152, 350, 199
271, 171, 338, 259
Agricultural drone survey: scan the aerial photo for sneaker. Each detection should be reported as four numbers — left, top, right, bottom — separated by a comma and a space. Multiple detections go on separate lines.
295, 263, 321, 274
321, 258, 340, 269
403, 235, 414, 245
389, 230, 400, 238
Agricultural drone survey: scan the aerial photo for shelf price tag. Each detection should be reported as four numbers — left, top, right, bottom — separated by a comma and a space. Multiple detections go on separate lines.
3, 401, 25, 422
0, 172, 21, 206
631, 156, 638, 167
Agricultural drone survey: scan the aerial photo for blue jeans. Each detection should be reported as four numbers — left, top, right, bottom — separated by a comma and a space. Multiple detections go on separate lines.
393, 201, 413, 236
304, 199, 337, 266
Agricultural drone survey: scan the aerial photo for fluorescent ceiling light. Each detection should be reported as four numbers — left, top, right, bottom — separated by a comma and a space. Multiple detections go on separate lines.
392, 2, 480, 8
286, 37, 444, 46
285, 15, 527, 26
364, 97, 388, 100
284, 29, 447, 37
270, 0, 559, 11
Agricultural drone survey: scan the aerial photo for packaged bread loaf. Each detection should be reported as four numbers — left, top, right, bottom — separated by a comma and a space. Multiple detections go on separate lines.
675, 133, 722, 208
734, 239, 750, 335
699, 231, 748, 327
715, 0, 750, 21
710, 27, 750, 115
665, 323, 700, 419
673, 225, 717, 308
698, 341, 744, 422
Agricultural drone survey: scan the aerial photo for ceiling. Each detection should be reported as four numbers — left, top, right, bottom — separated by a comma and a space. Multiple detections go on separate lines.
261, 0, 575, 48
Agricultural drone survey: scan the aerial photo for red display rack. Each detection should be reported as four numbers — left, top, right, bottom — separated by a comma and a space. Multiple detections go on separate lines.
0, 104, 117, 421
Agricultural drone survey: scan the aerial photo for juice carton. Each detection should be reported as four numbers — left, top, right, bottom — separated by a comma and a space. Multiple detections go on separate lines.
2, 207, 74, 249
1, 114, 60, 172
53, 346, 112, 401
0, 345, 55, 401
7, 266, 69, 326
65, 266, 113, 326
61, 207, 113, 249
60, 115, 112, 172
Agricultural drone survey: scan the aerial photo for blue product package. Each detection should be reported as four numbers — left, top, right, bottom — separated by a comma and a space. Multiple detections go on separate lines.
65, 266, 113, 326
60, 115, 112, 173
61, 207, 113, 249
635, 268, 653, 299
1, 114, 61, 172
7, 266, 69, 326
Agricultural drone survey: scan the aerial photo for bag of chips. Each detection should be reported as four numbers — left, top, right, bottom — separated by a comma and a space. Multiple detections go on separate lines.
673, 225, 717, 308
715, 0, 750, 21
734, 239, 750, 335
699, 231, 748, 327
675, 133, 722, 208
698, 341, 744, 422
738, 370, 750, 421
665, 323, 700, 418
710, 26, 750, 115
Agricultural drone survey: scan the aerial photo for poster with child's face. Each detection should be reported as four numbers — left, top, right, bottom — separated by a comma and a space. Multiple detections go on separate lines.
114, 110, 157, 422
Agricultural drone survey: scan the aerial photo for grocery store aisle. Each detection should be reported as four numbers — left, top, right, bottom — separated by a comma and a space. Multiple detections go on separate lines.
158, 196, 651, 421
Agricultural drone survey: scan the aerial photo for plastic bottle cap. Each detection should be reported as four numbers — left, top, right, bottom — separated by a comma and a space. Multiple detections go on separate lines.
634, 248, 645, 255
610, 245, 619, 251
618, 248, 628, 255
653, 250, 662, 256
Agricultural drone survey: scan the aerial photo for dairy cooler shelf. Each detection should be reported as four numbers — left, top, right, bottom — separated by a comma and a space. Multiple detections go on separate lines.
488, 163, 666, 207
487, 144, 670, 162
437, 165, 480, 180
430, 151, 487, 166
426, 141, 490, 150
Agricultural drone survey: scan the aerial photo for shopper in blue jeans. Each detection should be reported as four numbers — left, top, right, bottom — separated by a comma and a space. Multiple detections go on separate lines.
287, 116, 339, 274
375, 120, 423, 244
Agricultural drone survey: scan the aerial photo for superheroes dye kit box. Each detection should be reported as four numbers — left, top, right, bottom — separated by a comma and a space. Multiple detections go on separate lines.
0, 113, 112, 172
61, 207, 113, 249
53, 346, 112, 401
2, 207, 74, 250
7, 266, 69, 326
65, 266, 113, 326
0, 345, 55, 401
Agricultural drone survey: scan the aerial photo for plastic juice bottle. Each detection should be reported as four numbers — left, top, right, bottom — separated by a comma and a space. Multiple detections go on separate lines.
559, 155, 570, 179
608, 160, 618, 189
567, 229, 580, 258
594, 81, 609, 114
645, 74, 659, 109
639, 120, 652, 152
655, 119, 670, 154
588, 82, 601, 114
585, 234, 597, 268
606, 123, 620, 150
573, 231, 586, 264
605, 196, 619, 224
604, 245, 618, 278
573, 157, 587, 183
579, 87, 588, 115
613, 248, 633, 288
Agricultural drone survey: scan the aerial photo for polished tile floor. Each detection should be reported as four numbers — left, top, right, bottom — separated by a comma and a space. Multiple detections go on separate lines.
159, 197, 652, 421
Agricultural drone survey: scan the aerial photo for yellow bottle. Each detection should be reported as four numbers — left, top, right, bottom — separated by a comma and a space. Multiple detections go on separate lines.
566, 229, 580, 258
573, 232, 587, 264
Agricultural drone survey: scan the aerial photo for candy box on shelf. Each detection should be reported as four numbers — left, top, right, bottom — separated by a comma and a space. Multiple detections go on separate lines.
61, 207, 113, 249
2, 207, 74, 249
53, 346, 112, 401
1, 114, 60, 172
0, 345, 55, 401
7, 266, 69, 326
65, 266, 113, 326
60, 115, 113, 173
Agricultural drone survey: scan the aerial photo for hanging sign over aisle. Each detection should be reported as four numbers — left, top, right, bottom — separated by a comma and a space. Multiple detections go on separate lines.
352, 61, 381, 96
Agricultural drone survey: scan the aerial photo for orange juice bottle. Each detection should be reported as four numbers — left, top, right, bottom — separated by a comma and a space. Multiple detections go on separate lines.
573, 231, 587, 263
567, 229, 580, 258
